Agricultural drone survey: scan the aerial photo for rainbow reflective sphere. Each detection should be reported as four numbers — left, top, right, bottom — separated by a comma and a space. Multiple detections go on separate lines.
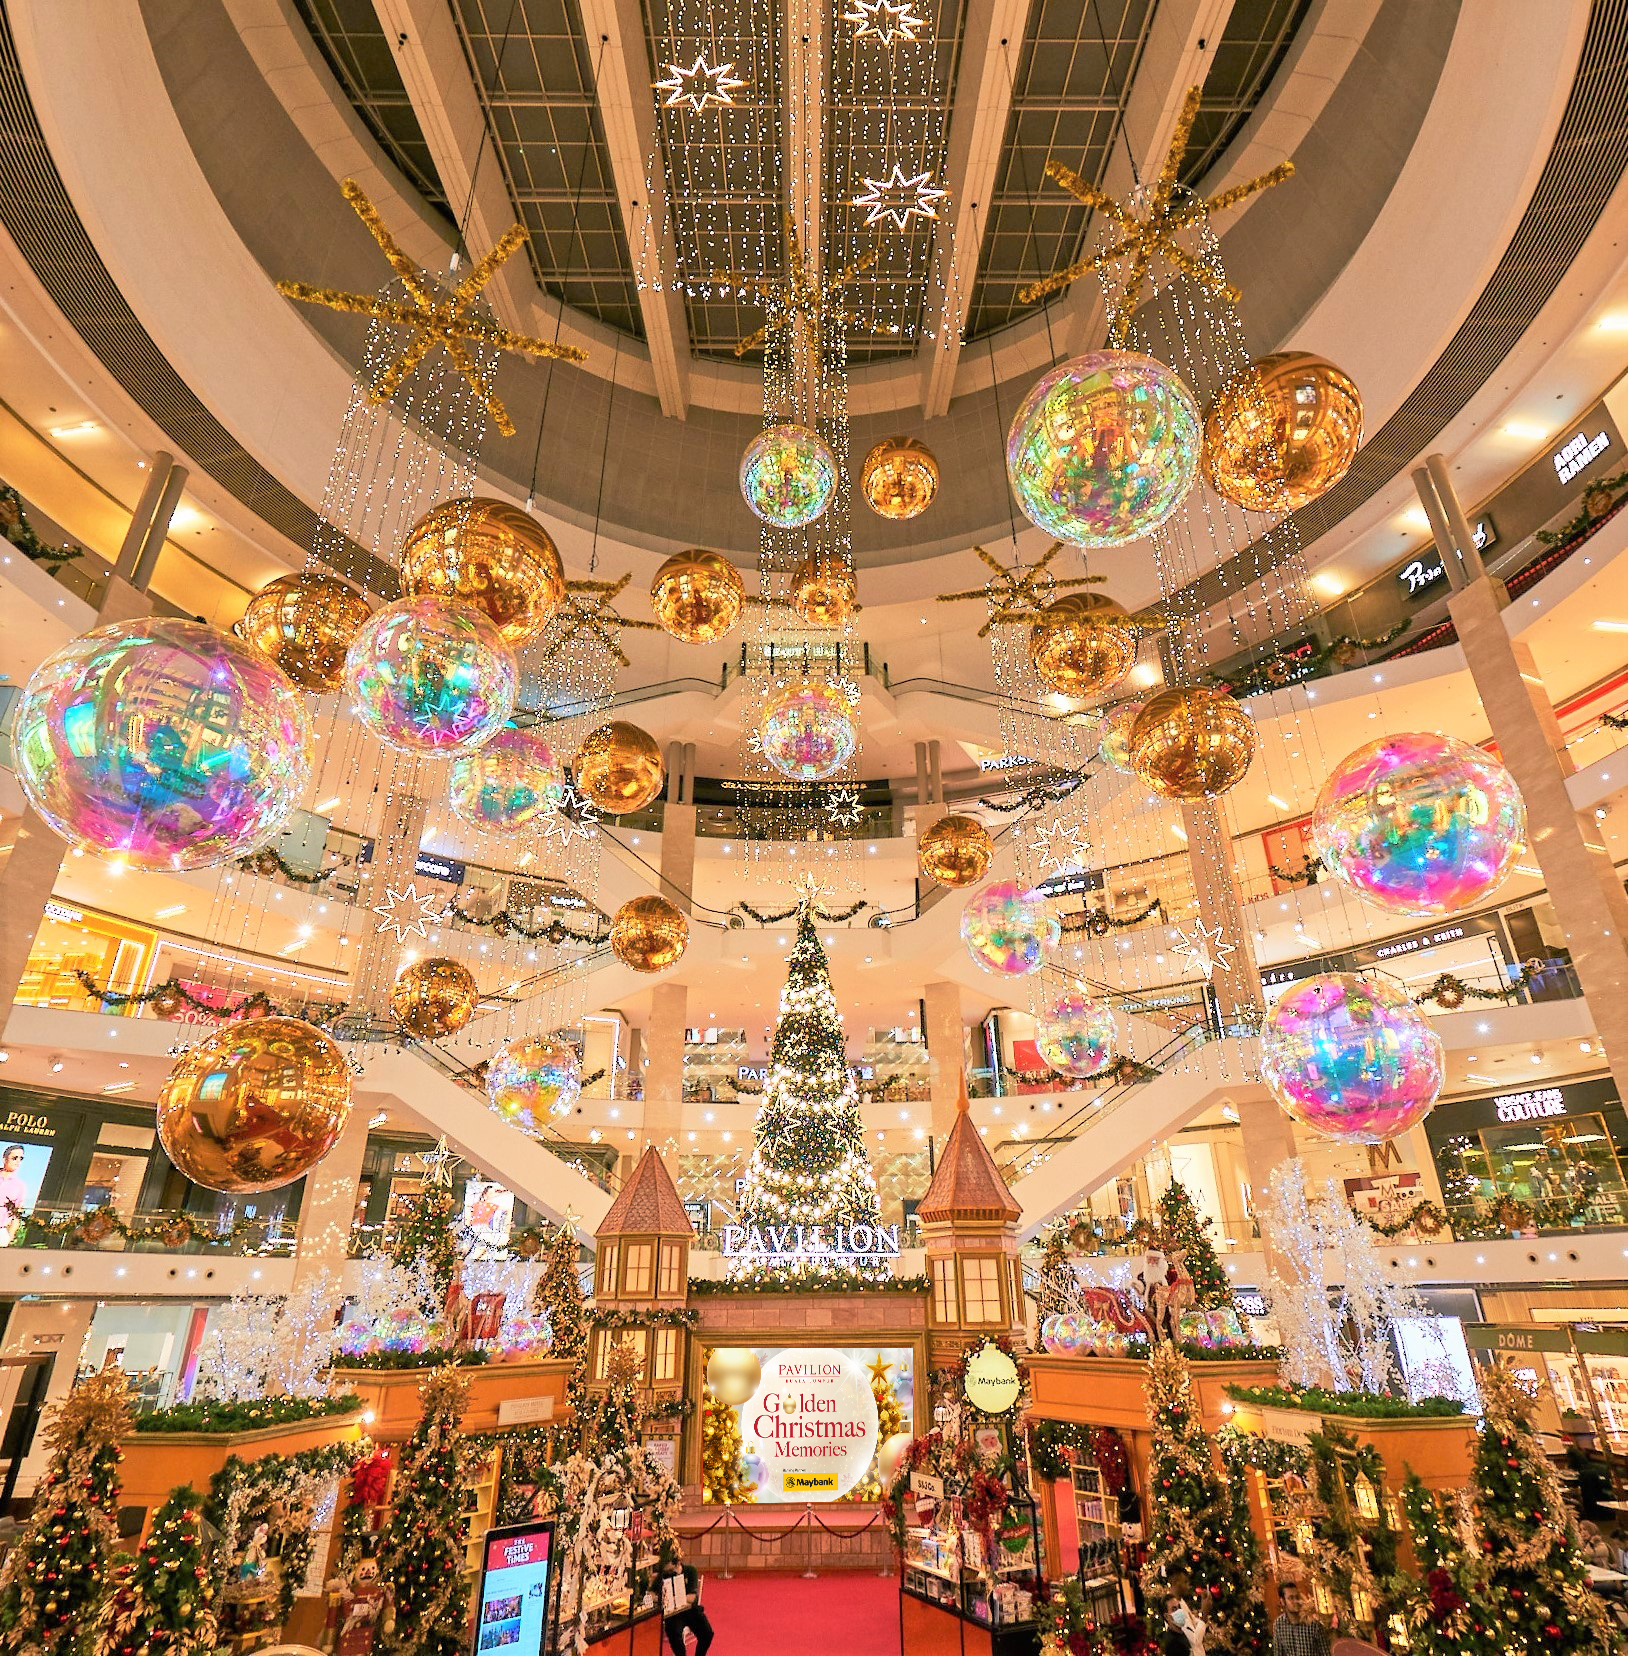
740, 423, 838, 528
15, 618, 310, 870
1311, 733, 1526, 917
346, 595, 517, 754
449, 727, 562, 836
759, 679, 858, 781
485, 1035, 583, 1130
1096, 700, 1145, 773
1036, 988, 1118, 1078
1261, 972, 1445, 1144
1006, 351, 1200, 548
960, 881, 1060, 977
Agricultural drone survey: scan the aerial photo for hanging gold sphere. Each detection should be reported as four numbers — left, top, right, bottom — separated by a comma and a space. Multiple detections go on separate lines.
792, 553, 857, 628
651, 550, 744, 644
1129, 686, 1258, 800
157, 1016, 351, 1193
389, 957, 479, 1039
1029, 593, 1139, 699
573, 721, 665, 814
917, 813, 994, 888
239, 572, 372, 692
611, 895, 689, 972
860, 436, 940, 521
1202, 353, 1363, 513
397, 497, 566, 646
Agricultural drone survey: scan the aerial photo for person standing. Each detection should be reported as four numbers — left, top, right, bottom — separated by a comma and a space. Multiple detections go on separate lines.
1160, 1595, 1206, 1656
658, 1538, 714, 1656
1272, 1579, 1332, 1656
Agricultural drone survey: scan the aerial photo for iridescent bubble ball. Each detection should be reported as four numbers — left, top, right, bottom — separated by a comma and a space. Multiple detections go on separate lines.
15, 617, 310, 870
1006, 350, 1201, 548
1036, 988, 1118, 1078
346, 595, 517, 754
1261, 972, 1445, 1144
740, 423, 838, 528
449, 727, 563, 836
759, 679, 859, 781
1311, 732, 1527, 918
960, 881, 1060, 977
486, 1035, 583, 1129
1096, 700, 1146, 773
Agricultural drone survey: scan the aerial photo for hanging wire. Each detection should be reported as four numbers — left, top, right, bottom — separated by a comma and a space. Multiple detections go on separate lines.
1000, 35, 1059, 371
452, 0, 525, 270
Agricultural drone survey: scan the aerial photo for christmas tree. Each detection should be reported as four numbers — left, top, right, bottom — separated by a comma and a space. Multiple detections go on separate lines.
852, 1359, 910, 1500
1393, 1472, 1499, 1656
700, 1390, 756, 1504
1468, 1366, 1610, 1655
0, 1369, 132, 1656
1035, 1227, 1085, 1319
378, 1365, 473, 1656
730, 899, 886, 1283
99, 1484, 217, 1656
536, 1224, 587, 1381
1141, 1343, 1268, 1656
1157, 1180, 1234, 1310
583, 1340, 645, 1454
387, 1143, 464, 1299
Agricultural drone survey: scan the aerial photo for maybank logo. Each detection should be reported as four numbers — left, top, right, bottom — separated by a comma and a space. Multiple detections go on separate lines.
782, 1471, 838, 1493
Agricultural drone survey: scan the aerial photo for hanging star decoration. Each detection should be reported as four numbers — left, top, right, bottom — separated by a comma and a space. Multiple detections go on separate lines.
1017, 85, 1294, 342
275, 179, 587, 437
417, 1136, 457, 1187
550, 573, 663, 667
937, 543, 1105, 637
1031, 816, 1091, 876
372, 882, 445, 943
852, 164, 948, 232
716, 210, 880, 358
843, 0, 927, 44
654, 56, 747, 113
1170, 918, 1236, 981
543, 783, 600, 848
825, 785, 864, 827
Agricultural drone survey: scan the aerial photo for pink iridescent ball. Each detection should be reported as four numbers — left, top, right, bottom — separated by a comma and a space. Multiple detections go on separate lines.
1311, 732, 1526, 917
1036, 988, 1118, 1077
345, 595, 517, 754
1006, 351, 1201, 548
1261, 972, 1445, 1144
960, 881, 1060, 976
759, 679, 858, 781
740, 423, 837, 528
14, 617, 310, 870
486, 1035, 582, 1130
1097, 699, 1145, 773
448, 727, 563, 836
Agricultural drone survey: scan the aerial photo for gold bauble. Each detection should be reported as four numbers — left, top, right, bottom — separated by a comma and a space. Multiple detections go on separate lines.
240, 572, 372, 691
1029, 592, 1139, 698
651, 550, 744, 644
574, 721, 665, 815
157, 1016, 351, 1193
1129, 686, 1257, 800
792, 553, 857, 627
860, 436, 939, 520
611, 895, 689, 972
398, 497, 566, 646
706, 1347, 762, 1406
918, 813, 994, 888
389, 957, 478, 1039
1202, 352, 1363, 513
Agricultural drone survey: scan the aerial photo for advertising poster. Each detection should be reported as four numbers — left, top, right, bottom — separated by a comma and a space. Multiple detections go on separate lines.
463, 1180, 516, 1253
474, 1522, 555, 1655
0, 1141, 54, 1245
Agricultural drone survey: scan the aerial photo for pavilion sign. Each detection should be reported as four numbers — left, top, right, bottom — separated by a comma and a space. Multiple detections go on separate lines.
720, 1221, 902, 1270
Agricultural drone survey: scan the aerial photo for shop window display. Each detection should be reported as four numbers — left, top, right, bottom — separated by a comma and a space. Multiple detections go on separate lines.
1435, 1117, 1627, 1233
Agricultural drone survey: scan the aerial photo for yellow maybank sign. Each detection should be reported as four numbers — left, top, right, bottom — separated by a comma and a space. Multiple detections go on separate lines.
782, 1471, 839, 1493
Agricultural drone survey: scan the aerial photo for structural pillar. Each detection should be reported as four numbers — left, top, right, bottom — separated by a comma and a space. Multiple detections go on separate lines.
659, 803, 697, 914
291, 1107, 370, 1286
922, 980, 965, 1146
642, 979, 688, 1150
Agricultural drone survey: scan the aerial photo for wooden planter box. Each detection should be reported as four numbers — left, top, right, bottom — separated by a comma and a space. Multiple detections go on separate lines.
1028, 1354, 1281, 1433
329, 1358, 575, 1441
1226, 1398, 1477, 1491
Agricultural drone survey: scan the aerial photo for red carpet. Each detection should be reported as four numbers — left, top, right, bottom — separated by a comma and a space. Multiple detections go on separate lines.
696, 1569, 899, 1656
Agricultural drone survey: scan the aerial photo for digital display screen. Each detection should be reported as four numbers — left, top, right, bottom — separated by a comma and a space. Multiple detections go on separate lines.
473, 1521, 555, 1654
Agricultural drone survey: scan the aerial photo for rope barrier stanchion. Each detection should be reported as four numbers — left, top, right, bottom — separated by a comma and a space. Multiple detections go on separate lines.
801, 1503, 818, 1578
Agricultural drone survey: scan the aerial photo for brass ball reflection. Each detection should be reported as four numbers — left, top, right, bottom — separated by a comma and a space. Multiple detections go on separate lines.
611, 895, 690, 972
157, 1016, 351, 1193
860, 437, 940, 521
574, 722, 665, 815
398, 497, 566, 646
240, 572, 372, 692
706, 1347, 762, 1405
792, 553, 857, 628
917, 813, 994, 888
1129, 686, 1257, 800
1029, 593, 1139, 699
1203, 353, 1363, 513
651, 551, 744, 644
390, 957, 478, 1039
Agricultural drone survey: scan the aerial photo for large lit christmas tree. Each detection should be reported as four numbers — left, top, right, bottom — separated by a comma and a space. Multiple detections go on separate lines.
1157, 1179, 1234, 1310
730, 898, 886, 1283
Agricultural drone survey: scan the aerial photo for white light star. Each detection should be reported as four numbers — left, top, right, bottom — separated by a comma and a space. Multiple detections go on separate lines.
842, 0, 927, 45
825, 786, 863, 827
417, 1136, 456, 1187
372, 882, 444, 943
1170, 919, 1236, 981
852, 165, 947, 231
654, 57, 747, 113
1030, 816, 1091, 876
543, 784, 599, 848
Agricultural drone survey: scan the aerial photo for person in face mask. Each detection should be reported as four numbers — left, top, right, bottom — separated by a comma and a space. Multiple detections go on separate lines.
1161, 1594, 1207, 1656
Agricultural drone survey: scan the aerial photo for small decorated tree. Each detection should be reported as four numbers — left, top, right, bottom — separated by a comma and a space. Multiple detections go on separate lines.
99, 1484, 216, 1656
700, 1390, 755, 1505
852, 1358, 910, 1500
387, 1148, 464, 1300
1392, 1472, 1499, 1656
583, 1339, 645, 1455
0, 1369, 132, 1656
1157, 1180, 1234, 1310
536, 1225, 588, 1377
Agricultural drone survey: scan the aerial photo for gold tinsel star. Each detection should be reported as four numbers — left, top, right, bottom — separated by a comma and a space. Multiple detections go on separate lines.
551, 573, 663, 667
936, 543, 1104, 637
866, 1353, 893, 1386
717, 210, 880, 358
277, 179, 588, 437
1017, 86, 1293, 341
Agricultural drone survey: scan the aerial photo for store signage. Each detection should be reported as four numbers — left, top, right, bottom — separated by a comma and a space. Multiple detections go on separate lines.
1233, 1288, 1268, 1320
356, 844, 467, 883
41, 901, 83, 923
496, 1396, 557, 1426
720, 1222, 901, 1269
743, 1351, 879, 1500
1465, 1324, 1572, 1355
1553, 427, 1612, 485
1255, 1406, 1319, 1447
1492, 1088, 1567, 1124
1360, 916, 1498, 964
1036, 870, 1106, 897
1576, 1330, 1628, 1358
962, 1345, 1022, 1415
910, 1472, 945, 1500
0, 1111, 54, 1139
1396, 546, 1447, 601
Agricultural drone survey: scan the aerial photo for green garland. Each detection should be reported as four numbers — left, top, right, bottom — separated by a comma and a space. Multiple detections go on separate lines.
1269, 853, 1324, 886
1413, 959, 1551, 1009
738, 899, 868, 924
587, 1306, 700, 1329
1214, 1423, 1309, 1479
1224, 1383, 1465, 1419
8, 1199, 262, 1253
1536, 469, 1625, 546
1027, 1418, 1098, 1481
333, 1347, 491, 1370
1059, 898, 1165, 936
687, 1272, 930, 1296
135, 1395, 362, 1434
0, 483, 82, 567
1224, 621, 1411, 699
1361, 1199, 1451, 1239
1603, 709, 1628, 731
73, 969, 290, 1023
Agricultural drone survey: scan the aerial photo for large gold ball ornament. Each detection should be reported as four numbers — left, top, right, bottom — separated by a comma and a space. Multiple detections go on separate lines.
1029, 593, 1139, 699
573, 721, 665, 814
860, 436, 940, 521
1202, 353, 1363, 513
1129, 686, 1258, 800
157, 1016, 351, 1193
389, 957, 479, 1039
706, 1348, 762, 1406
398, 497, 566, 646
239, 572, 373, 692
611, 895, 690, 972
918, 813, 994, 888
791, 553, 858, 628
651, 551, 744, 644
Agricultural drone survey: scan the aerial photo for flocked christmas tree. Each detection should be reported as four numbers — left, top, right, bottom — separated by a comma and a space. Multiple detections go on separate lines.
1157, 1180, 1234, 1310
729, 897, 886, 1283
377, 1365, 473, 1656
700, 1389, 756, 1505
1141, 1343, 1269, 1656
0, 1369, 132, 1656
99, 1484, 217, 1656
